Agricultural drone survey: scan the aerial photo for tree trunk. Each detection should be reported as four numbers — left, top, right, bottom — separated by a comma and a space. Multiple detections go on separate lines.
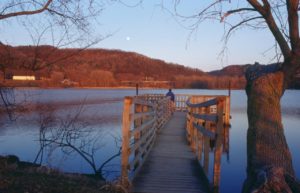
243, 64, 299, 193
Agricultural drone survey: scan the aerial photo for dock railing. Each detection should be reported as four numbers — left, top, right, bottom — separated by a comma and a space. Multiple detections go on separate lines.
186, 95, 228, 191
121, 94, 172, 186
174, 94, 192, 111
176, 94, 230, 126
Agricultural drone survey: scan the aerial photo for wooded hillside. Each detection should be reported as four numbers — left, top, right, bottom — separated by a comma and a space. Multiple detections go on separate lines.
0, 43, 298, 89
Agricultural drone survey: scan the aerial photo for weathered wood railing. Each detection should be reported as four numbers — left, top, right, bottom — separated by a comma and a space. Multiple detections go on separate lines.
186, 95, 228, 191
176, 94, 230, 126
121, 94, 172, 186
175, 94, 192, 111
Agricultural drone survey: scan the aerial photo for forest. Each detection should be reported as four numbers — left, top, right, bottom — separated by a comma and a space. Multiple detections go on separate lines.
1, 43, 299, 89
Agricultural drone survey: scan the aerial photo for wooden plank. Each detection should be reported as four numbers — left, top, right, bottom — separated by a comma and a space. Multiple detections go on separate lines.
133, 103, 142, 175
186, 98, 217, 108
192, 113, 218, 122
121, 97, 132, 186
132, 112, 211, 193
129, 129, 157, 181
134, 98, 155, 107
213, 99, 224, 189
133, 111, 155, 120
132, 119, 155, 137
130, 123, 155, 153
129, 128, 156, 170
193, 123, 216, 139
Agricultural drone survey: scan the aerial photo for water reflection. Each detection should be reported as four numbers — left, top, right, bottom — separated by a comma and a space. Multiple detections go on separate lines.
0, 89, 300, 192
197, 125, 230, 193
0, 94, 124, 180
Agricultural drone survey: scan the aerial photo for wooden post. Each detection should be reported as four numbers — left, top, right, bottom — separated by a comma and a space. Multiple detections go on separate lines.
226, 81, 231, 126
197, 132, 203, 161
213, 97, 224, 189
121, 97, 132, 186
154, 101, 160, 133
203, 136, 210, 175
186, 104, 191, 143
190, 97, 196, 152
134, 104, 143, 165
136, 83, 139, 96
204, 99, 210, 124
224, 96, 230, 126
143, 104, 150, 134
192, 126, 197, 153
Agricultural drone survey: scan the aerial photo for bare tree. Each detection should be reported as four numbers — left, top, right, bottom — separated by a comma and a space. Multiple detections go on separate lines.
0, 0, 105, 121
0, 0, 100, 26
33, 103, 56, 165
34, 103, 122, 181
0, 0, 106, 74
166, 1, 300, 192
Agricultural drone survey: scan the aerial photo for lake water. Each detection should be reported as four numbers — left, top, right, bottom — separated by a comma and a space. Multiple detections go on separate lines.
0, 88, 299, 192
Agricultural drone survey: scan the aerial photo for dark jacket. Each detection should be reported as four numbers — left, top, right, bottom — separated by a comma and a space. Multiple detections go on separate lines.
166, 91, 175, 102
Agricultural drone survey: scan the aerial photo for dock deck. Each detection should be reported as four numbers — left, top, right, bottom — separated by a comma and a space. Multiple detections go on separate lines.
132, 112, 211, 193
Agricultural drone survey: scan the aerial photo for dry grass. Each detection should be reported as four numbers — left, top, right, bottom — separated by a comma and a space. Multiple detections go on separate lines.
0, 155, 124, 193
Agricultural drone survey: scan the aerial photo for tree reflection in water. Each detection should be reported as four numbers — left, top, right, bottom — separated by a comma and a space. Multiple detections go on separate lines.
34, 102, 121, 181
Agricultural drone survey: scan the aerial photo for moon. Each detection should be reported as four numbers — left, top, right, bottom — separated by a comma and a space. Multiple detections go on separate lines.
126, 36, 131, 41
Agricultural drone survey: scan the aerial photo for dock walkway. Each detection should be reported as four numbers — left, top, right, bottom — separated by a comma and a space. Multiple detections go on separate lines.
132, 112, 210, 193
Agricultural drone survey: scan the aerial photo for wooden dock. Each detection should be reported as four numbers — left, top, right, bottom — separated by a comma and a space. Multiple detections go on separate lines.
120, 94, 230, 193
132, 112, 211, 193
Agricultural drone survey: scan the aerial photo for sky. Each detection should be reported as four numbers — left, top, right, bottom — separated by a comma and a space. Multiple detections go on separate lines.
0, 1, 278, 72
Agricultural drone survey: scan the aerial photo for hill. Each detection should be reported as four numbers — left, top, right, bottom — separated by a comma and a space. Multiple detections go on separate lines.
208, 64, 300, 89
1, 44, 299, 89
208, 65, 248, 76
1, 44, 211, 88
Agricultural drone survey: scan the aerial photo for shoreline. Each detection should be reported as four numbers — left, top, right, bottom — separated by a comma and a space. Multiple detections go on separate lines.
8, 86, 245, 90
0, 155, 108, 193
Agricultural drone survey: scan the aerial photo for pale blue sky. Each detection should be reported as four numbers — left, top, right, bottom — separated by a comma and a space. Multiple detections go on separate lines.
0, 1, 277, 71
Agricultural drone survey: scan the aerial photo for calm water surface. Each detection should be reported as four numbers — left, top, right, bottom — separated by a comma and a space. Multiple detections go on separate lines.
0, 88, 299, 193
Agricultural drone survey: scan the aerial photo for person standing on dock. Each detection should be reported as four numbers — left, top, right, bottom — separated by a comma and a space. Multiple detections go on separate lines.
166, 88, 175, 113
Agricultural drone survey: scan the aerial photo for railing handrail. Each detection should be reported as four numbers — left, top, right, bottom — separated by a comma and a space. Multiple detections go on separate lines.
121, 94, 172, 186
121, 93, 231, 190
175, 94, 229, 114
186, 97, 218, 108
186, 95, 227, 191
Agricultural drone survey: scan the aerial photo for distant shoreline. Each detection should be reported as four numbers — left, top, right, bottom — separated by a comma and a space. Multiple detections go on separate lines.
10, 86, 245, 90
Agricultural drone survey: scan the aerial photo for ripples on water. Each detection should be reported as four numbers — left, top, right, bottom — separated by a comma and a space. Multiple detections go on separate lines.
0, 89, 299, 192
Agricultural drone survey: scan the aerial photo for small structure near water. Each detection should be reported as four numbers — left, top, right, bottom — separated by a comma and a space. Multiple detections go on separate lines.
12, 75, 35, 80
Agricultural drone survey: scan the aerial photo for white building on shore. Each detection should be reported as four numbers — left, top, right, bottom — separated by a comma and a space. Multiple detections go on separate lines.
12, 75, 36, 80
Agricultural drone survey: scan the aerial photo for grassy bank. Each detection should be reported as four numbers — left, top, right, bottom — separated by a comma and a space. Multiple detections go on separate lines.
0, 155, 124, 193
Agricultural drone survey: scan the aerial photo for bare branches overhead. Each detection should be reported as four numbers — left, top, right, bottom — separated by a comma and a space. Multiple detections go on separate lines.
169, 1, 300, 66
0, 0, 104, 36
221, 8, 256, 22
246, 0, 292, 58
0, 0, 53, 20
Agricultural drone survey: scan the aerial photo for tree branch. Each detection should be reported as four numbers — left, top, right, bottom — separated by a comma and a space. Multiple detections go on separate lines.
248, 0, 291, 58
286, 0, 300, 51
225, 16, 264, 41
0, 0, 53, 20
221, 8, 256, 22
97, 147, 121, 174
247, 0, 266, 15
